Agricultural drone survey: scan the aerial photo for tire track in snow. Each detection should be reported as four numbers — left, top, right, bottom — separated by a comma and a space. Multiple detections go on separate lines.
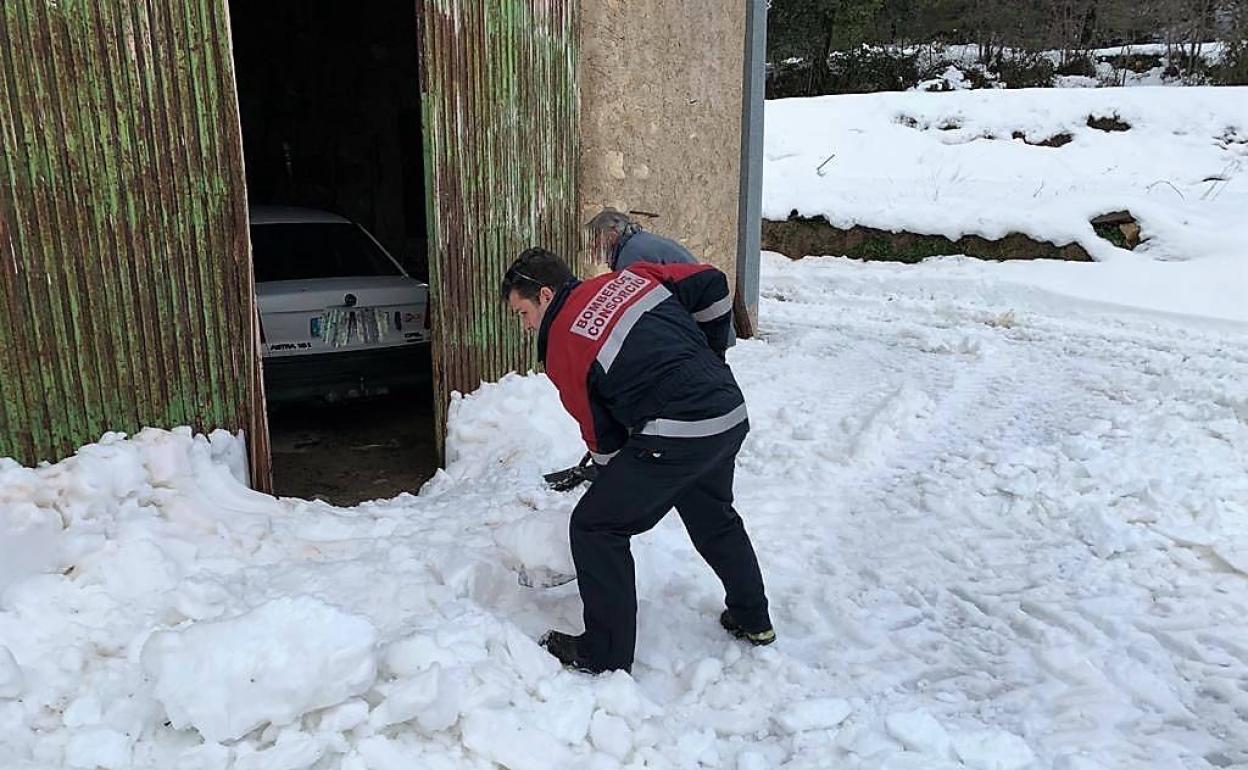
735, 258, 1248, 769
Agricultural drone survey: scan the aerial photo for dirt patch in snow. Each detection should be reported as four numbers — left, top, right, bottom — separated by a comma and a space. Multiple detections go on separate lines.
1011, 130, 1074, 147
761, 216, 1095, 263
1088, 113, 1132, 132
1090, 210, 1142, 250
896, 116, 1073, 148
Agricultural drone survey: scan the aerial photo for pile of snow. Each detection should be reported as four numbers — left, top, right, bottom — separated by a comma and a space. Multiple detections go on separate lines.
0, 391, 669, 770
3, 254, 1248, 768
765, 86, 1248, 318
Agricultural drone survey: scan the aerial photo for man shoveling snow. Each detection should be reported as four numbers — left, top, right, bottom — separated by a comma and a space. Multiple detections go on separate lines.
543, 207, 725, 493
501, 247, 775, 674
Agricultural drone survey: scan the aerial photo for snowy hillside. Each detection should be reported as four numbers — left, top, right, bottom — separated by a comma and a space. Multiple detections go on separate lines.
3, 253, 1248, 770
910, 43, 1231, 89
763, 87, 1248, 288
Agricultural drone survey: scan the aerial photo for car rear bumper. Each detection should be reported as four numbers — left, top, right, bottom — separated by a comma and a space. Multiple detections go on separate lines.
262, 344, 431, 404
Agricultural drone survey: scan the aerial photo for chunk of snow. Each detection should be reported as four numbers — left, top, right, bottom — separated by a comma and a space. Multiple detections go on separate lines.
953, 729, 1037, 770
460, 708, 573, 770
885, 709, 953, 757
0, 501, 63, 592
65, 728, 133, 769
775, 698, 853, 733
0, 644, 23, 698
141, 596, 377, 742
590, 709, 633, 760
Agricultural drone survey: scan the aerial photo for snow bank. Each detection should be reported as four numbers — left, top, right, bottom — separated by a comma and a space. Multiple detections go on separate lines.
764, 86, 1248, 278
863, 249, 1248, 324
0, 426, 268, 592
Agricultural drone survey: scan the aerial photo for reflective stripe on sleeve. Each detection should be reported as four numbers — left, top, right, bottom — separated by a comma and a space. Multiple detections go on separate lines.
638, 402, 748, 439
589, 449, 619, 465
691, 295, 732, 323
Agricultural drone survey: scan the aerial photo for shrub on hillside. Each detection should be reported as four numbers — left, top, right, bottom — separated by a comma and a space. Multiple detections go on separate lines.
1211, 40, 1248, 85
766, 60, 814, 99
825, 48, 926, 93
764, 41, 1242, 96
960, 66, 997, 89
1055, 55, 1098, 77
766, 47, 945, 96
1098, 53, 1163, 73
991, 53, 1055, 88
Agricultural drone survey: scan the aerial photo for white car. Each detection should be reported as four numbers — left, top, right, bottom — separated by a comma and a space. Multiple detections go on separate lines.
250, 206, 431, 402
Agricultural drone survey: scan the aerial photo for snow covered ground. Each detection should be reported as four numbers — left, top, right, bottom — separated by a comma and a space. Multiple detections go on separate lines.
764, 86, 1248, 314
3, 251, 1248, 770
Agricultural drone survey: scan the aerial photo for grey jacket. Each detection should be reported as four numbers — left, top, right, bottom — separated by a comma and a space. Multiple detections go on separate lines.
611, 228, 736, 347
610, 229, 697, 271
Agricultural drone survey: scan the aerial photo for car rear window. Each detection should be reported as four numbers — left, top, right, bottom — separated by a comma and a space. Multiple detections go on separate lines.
250, 222, 402, 282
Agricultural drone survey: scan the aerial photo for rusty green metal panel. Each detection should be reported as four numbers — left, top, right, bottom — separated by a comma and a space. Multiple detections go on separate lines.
417, 0, 580, 447
0, 0, 270, 487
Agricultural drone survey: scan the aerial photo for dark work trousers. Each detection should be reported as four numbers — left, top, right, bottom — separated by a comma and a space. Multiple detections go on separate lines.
570, 421, 771, 672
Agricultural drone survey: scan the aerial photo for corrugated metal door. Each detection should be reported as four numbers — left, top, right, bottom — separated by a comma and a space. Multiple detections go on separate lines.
0, 0, 271, 488
418, 0, 580, 445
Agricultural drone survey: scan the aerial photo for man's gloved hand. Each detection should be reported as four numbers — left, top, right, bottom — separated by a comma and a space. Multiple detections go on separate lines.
543, 453, 599, 492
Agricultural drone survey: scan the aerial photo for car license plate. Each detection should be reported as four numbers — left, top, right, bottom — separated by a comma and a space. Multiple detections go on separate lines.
318, 307, 390, 347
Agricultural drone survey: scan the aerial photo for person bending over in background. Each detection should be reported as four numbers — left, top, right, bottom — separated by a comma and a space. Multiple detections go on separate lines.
585, 207, 698, 272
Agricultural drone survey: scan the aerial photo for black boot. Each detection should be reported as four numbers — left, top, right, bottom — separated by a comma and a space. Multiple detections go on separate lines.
720, 610, 776, 646
539, 630, 603, 673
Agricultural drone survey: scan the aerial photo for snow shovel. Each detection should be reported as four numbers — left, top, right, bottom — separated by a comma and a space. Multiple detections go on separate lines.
517, 565, 577, 588
543, 452, 598, 492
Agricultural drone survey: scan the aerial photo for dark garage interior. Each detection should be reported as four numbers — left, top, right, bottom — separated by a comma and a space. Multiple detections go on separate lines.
229, 0, 439, 504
